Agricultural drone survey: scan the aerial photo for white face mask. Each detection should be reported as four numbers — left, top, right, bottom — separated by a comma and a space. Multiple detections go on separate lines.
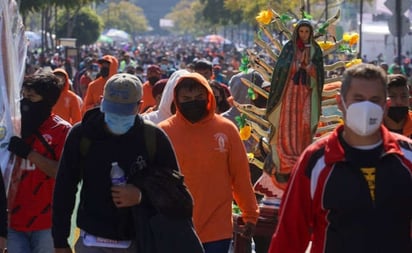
88, 71, 99, 80
342, 100, 383, 136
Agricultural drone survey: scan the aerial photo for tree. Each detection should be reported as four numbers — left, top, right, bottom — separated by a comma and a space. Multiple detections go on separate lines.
19, 0, 103, 22
56, 7, 103, 45
200, 0, 230, 26
164, 0, 208, 35
19, 0, 104, 51
19, 0, 104, 15
100, 1, 148, 34
20, 0, 45, 17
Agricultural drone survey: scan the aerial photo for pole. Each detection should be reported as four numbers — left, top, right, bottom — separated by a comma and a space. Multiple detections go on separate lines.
359, 0, 363, 58
396, 0, 402, 64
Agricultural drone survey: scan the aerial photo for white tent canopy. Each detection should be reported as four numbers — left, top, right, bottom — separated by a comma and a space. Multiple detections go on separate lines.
104, 28, 131, 43
24, 31, 41, 47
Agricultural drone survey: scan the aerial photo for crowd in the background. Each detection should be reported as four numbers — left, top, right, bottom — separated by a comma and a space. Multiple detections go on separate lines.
25, 36, 245, 87
22, 37, 253, 127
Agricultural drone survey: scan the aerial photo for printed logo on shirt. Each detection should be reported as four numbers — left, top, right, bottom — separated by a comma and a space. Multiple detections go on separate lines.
42, 134, 53, 145
360, 167, 376, 201
20, 159, 36, 171
129, 155, 147, 175
214, 133, 228, 152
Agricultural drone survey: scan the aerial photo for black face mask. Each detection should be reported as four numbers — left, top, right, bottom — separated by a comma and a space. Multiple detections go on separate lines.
148, 77, 160, 86
20, 98, 52, 139
179, 100, 207, 123
100, 67, 110, 78
387, 106, 409, 123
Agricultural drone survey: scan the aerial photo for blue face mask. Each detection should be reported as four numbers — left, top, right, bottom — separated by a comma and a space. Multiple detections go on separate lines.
104, 112, 136, 135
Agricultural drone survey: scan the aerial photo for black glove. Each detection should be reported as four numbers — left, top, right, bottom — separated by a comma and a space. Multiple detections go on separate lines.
8, 136, 32, 159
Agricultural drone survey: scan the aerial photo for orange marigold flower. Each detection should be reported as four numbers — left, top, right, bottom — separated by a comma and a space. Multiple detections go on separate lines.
349, 33, 359, 46
256, 10, 273, 25
239, 125, 252, 140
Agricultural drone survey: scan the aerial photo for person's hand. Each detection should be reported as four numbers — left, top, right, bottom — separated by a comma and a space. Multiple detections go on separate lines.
111, 184, 142, 208
240, 222, 256, 239
55, 248, 73, 253
8, 136, 31, 158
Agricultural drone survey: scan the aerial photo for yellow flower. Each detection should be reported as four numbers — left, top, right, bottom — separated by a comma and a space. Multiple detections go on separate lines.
342, 32, 359, 46
349, 33, 359, 46
239, 125, 252, 140
342, 32, 351, 43
317, 41, 335, 51
345, 58, 362, 68
256, 10, 273, 25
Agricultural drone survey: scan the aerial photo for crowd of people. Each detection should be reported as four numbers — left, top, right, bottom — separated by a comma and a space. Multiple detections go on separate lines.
0, 31, 411, 253
4, 37, 262, 253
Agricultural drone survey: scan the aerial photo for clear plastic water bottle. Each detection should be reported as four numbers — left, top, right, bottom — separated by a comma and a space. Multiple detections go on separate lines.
110, 162, 126, 186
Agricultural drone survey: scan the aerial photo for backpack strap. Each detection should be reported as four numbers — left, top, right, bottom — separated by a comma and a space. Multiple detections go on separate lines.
78, 136, 91, 179
34, 131, 57, 160
143, 120, 157, 163
77, 120, 157, 178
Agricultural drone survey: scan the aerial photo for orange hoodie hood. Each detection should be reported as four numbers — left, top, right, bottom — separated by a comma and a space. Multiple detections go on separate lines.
99, 54, 118, 78
173, 72, 216, 124
53, 68, 70, 91
52, 68, 82, 124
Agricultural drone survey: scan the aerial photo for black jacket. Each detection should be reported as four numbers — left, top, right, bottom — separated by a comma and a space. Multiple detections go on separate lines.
52, 108, 180, 248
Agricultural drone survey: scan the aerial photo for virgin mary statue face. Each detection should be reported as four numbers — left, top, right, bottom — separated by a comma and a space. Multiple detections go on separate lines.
298, 26, 311, 43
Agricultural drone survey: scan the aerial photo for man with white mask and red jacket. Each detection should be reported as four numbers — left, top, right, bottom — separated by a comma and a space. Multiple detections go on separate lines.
269, 63, 412, 253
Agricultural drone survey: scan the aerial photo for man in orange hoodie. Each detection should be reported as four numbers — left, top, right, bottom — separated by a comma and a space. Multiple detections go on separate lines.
52, 68, 82, 125
383, 73, 412, 137
139, 65, 161, 113
82, 55, 119, 114
158, 72, 259, 253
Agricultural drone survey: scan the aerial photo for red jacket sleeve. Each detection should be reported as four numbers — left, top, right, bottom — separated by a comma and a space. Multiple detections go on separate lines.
268, 151, 313, 253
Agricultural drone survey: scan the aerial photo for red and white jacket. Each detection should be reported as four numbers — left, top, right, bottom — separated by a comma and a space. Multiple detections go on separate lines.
269, 125, 412, 253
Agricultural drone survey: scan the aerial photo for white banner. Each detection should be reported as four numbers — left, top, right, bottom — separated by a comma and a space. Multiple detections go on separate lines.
159, 19, 174, 28
0, 0, 27, 194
